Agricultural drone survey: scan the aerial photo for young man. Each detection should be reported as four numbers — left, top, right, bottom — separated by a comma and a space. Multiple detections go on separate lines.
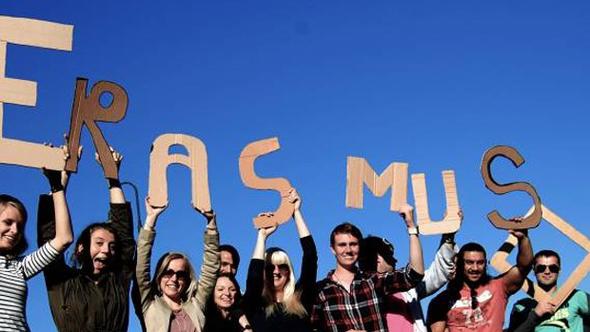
508, 250, 590, 331
427, 229, 533, 332
37, 150, 136, 332
311, 204, 424, 332
219, 244, 240, 276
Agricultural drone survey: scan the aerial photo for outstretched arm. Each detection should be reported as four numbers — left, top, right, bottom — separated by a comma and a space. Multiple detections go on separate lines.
243, 224, 277, 313
195, 209, 220, 310
400, 204, 424, 275
136, 198, 167, 309
502, 228, 533, 295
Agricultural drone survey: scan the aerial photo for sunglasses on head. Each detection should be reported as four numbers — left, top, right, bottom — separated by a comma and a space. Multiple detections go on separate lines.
534, 264, 560, 274
162, 269, 189, 280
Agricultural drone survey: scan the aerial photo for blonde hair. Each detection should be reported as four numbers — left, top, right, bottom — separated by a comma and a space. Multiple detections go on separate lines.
152, 252, 198, 302
262, 248, 307, 318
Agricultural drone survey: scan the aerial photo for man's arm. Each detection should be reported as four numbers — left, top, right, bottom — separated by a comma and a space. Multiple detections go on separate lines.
400, 204, 424, 275
427, 292, 449, 332
502, 229, 533, 295
417, 233, 457, 299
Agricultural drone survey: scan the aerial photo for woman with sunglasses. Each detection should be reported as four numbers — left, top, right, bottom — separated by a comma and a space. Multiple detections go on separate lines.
136, 198, 219, 332
242, 189, 317, 332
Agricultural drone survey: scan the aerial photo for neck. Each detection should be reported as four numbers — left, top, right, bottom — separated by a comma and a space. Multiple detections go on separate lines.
163, 295, 182, 311
219, 307, 230, 319
275, 289, 284, 303
538, 283, 558, 293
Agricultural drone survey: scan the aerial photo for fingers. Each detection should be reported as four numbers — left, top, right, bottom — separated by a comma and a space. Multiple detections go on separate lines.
257, 212, 274, 218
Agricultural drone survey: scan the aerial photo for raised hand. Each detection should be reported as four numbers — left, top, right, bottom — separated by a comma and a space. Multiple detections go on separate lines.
534, 300, 556, 317
399, 203, 415, 228
145, 197, 168, 219
258, 223, 278, 239
288, 188, 301, 211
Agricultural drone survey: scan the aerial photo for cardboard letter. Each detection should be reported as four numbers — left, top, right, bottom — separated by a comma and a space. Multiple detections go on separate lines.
346, 157, 408, 212
66, 78, 128, 179
491, 204, 590, 307
481, 145, 542, 229
239, 137, 294, 228
411, 170, 461, 235
0, 16, 73, 170
148, 134, 211, 212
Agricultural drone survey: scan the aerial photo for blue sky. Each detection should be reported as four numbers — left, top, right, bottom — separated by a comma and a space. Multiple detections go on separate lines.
2, 1, 590, 331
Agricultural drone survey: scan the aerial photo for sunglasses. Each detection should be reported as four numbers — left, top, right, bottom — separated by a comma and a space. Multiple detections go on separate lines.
161, 269, 190, 280
265, 264, 289, 273
534, 264, 560, 274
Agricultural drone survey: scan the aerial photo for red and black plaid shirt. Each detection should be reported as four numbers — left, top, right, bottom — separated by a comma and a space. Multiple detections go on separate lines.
311, 267, 422, 332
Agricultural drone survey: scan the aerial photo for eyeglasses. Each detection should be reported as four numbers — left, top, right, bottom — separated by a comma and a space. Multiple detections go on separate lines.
265, 264, 289, 273
161, 269, 190, 280
534, 264, 560, 274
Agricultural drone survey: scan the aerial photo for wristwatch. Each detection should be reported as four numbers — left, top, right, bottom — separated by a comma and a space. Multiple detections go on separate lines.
407, 227, 419, 236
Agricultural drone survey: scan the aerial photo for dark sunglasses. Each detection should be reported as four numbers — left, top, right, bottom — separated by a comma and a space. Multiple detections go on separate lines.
162, 269, 190, 280
534, 264, 560, 274
265, 264, 289, 273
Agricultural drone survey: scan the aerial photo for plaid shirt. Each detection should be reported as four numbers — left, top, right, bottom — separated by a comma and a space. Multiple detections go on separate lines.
311, 268, 422, 332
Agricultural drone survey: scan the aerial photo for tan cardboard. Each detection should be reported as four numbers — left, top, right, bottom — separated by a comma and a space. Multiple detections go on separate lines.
148, 133, 211, 212
481, 145, 542, 229
239, 137, 294, 229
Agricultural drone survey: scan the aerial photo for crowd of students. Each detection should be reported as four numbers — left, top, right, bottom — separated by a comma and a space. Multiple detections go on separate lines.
1, 145, 589, 332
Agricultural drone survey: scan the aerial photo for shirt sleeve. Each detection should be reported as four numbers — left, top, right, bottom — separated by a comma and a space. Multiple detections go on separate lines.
107, 202, 135, 276
242, 258, 265, 316
21, 241, 60, 280
375, 265, 423, 296
297, 235, 318, 312
417, 242, 457, 299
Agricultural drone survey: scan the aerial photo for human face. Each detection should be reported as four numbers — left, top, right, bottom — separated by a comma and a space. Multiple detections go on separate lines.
0, 206, 24, 252
331, 233, 360, 269
534, 256, 560, 288
266, 262, 290, 292
159, 258, 189, 302
462, 251, 486, 283
220, 250, 237, 275
214, 276, 238, 310
89, 228, 116, 275
376, 254, 394, 273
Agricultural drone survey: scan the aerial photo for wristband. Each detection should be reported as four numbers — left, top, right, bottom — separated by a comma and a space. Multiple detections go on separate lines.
407, 227, 419, 236
108, 178, 122, 189
50, 183, 64, 193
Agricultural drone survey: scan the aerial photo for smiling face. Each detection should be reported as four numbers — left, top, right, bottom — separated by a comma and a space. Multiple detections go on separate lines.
331, 233, 360, 270
88, 228, 116, 275
214, 276, 238, 310
220, 250, 237, 276
0, 205, 24, 253
159, 258, 189, 302
462, 251, 486, 283
534, 255, 560, 288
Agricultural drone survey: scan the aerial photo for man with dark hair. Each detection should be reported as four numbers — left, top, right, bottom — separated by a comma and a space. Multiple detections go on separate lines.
219, 244, 240, 276
311, 204, 425, 332
37, 150, 136, 332
508, 249, 590, 331
359, 211, 461, 332
427, 228, 533, 332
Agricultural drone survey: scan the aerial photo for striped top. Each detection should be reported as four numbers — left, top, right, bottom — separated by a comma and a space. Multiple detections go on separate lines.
0, 242, 59, 332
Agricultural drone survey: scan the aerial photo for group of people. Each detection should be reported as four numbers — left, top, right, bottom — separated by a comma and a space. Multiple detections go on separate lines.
1, 145, 589, 332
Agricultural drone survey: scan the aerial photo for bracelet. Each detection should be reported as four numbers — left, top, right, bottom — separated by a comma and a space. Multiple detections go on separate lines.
50, 183, 64, 193
407, 227, 419, 236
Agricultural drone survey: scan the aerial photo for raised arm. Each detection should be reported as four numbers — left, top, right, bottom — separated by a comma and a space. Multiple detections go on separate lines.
417, 233, 458, 299
194, 209, 220, 309
136, 198, 167, 310
502, 228, 533, 295
400, 204, 424, 275
243, 224, 277, 312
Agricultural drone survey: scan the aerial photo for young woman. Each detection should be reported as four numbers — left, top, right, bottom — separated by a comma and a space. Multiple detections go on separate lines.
204, 273, 252, 332
136, 198, 219, 332
38, 148, 135, 332
242, 189, 317, 332
1, 162, 73, 331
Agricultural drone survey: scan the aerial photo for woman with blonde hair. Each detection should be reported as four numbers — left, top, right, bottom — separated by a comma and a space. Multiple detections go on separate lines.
136, 198, 219, 332
242, 189, 317, 332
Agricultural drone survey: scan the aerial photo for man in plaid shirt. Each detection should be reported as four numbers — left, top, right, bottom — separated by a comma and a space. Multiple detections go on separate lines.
311, 204, 425, 332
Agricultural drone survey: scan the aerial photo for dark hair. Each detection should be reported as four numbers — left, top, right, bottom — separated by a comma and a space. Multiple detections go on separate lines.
73, 222, 119, 274
205, 273, 244, 329
330, 222, 363, 247
220, 244, 241, 270
359, 236, 397, 273
0, 194, 28, 256
447, 242, 490, 298
534, 249, 561, 266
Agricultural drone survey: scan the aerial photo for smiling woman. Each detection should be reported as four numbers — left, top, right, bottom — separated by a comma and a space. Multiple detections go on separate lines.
136, 197, 220, 332
242, 189, 318, 332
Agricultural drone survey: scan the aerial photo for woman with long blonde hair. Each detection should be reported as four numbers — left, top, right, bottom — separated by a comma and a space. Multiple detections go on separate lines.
242, 189, 317, 332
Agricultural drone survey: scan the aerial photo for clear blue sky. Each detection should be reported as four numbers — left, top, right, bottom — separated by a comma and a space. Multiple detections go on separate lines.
2, 1, 589, 331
